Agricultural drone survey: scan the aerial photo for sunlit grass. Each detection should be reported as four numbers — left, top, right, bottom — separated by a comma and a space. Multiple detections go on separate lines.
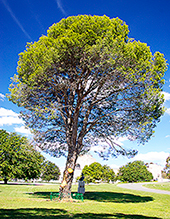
143, 182, 170, 191
0, 183, 169, 218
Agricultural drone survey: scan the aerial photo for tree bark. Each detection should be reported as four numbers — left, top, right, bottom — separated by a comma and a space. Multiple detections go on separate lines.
59, 147, 78, 200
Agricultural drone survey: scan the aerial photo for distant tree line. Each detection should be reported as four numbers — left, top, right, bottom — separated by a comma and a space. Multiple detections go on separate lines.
0, 129, 60, 184
78, 160, 154, 183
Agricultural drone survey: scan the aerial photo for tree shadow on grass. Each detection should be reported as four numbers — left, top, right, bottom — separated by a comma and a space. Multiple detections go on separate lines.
0, 208, 161, 219
30, 191, 154, 203
29, 191, 52, 199
84, 192, 154, 203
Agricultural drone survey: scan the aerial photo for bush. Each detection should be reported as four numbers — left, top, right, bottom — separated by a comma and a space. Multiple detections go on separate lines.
117, 160, 153, 182
81, 162, 115, 183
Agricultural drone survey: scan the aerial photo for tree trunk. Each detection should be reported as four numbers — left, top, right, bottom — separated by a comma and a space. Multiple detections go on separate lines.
59, 147, 78, 200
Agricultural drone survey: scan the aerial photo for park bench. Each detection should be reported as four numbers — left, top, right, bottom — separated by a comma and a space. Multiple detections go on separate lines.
50, 192, 84, 201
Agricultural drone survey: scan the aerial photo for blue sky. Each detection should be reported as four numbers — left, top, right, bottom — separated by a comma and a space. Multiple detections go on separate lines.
0, 0, 170, 169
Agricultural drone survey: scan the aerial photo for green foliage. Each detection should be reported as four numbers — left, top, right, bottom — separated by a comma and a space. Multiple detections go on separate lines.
117, 160, 153, 182
8, 15, 167, 160
41, 160, 60, 182
102, 165, 115, 183
7, 15, 167, 195
82, 162, 115, 183
0, 129, 44, 182
162, 156, 170, 179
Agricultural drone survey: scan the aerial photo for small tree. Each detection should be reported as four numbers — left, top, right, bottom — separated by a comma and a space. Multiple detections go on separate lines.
162, 156, 170, 179
82, 162, 103, 183
0, 129, 44, 183
16, 143, 45, 181
82, 162, 115, 183
8, 15, 167, 198
117, 160, 153, 182
102, 165, 115, 183
41, 160, 60, 182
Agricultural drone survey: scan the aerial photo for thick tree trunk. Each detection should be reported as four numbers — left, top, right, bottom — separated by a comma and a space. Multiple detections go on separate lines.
59, 147, 78, 200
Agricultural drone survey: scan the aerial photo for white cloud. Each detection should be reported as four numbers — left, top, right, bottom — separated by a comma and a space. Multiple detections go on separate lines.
114, 136, 128, 146
0, 116, 23, 126
166, 108, 170, 115
132, 151, 169, 166
90, 136, 128, 152
0, 93, 5, 101
14, 126, 31, 135
0, 107, 18, 117
162, 91, 170, 101
166, 135, 170, 138
0, 107, 23, 126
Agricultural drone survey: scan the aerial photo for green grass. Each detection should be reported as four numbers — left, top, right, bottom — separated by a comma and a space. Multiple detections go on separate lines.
143, 182, 170, 191
0, 183, 170, 218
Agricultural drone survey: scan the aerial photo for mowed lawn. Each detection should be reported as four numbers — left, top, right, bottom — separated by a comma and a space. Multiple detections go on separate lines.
143, 182, 170, 192
0, 183, 170, 218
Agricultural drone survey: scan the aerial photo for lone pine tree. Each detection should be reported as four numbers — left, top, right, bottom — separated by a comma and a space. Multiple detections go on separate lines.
8, 15, 167, 199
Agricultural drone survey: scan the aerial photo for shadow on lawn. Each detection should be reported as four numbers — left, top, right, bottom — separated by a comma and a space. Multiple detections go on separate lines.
31, 191, 154, 203
0, 208, 161, 219
84, 191, 154, 203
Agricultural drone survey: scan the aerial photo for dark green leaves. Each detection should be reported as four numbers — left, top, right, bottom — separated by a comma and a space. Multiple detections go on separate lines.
117, 161, 153, 182
0, 129, 44, 182
8, 15, 167, 161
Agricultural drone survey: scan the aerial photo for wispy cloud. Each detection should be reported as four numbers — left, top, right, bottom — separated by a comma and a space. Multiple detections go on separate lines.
0, 93, 5, 101
166, 135, 170, 138
55, 0, 67, 16
2, 0, 32, 40
26, 0, 45, 33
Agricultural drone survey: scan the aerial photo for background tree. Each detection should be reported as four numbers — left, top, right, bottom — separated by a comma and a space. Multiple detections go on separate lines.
82, 162, 103, 183
162, 156, 170, 179
41, 160, 60, 182
81, 162, 115, 183
15, 143, 45, 181
117, 160, 153, 182
102, 165, 115, 183
8, 15, 167, 198
0, 129, 44, 183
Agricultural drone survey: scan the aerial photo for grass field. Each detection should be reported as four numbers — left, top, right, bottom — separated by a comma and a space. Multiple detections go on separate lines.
143, 182, 170, 192
0, 183, 170, 218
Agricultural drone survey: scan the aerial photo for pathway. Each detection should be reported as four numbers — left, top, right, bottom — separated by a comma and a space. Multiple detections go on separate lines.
117, 182, 170, 195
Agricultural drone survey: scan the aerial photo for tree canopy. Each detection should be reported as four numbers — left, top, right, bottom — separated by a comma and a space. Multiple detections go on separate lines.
117, 160, 153, 182
41, 160, 60, 182
8, 15, 167, 197
82, 162, 115, 183
0, 129, 44, 183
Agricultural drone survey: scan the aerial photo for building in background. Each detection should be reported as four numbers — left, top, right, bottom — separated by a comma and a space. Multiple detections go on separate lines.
146, 163, 163, 181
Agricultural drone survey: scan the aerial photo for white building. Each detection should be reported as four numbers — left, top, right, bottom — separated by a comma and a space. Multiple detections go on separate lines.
146, 163, 163, 181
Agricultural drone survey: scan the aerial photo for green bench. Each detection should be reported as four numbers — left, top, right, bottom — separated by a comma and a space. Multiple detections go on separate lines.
50, 192, 84, 201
